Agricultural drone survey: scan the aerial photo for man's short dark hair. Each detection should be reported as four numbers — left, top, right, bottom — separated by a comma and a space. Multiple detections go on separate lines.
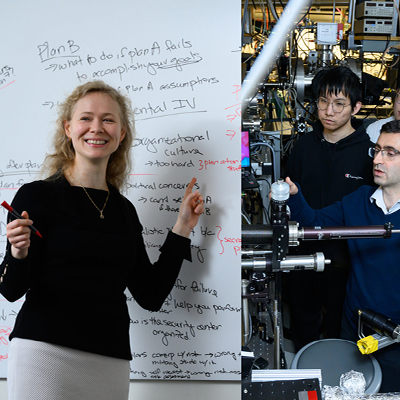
312, 66, 363, 109
381, 119, 400, 134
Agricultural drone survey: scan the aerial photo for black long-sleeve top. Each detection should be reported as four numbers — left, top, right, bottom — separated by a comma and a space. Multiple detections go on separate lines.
0, 174, 191, 360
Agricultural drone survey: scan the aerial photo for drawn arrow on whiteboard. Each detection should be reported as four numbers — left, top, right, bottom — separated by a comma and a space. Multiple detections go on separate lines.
145, 161, 153, 166
138, 197, 147, 203
226, 130, 236, 140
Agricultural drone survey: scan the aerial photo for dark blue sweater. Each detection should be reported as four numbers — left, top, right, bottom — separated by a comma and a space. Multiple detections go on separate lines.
288, 185, 400, 332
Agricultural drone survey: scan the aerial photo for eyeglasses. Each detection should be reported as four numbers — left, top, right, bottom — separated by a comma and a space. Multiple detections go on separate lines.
316, 98, 351, 113
368, 147, 400, 160
395, 92, 400, 104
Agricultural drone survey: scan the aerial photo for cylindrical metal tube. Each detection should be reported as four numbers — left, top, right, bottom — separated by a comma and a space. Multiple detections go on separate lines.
242, 279, 251, 346
241, 253, 328, 272
279, 252, 327, 272
241, 0, 313, 112
273, 300, 280, 369
242, 225, 273, 245
359, 308, 399, 339
241, 249, 273, 257
301, 225, 390, 240
241, 257, 272, 271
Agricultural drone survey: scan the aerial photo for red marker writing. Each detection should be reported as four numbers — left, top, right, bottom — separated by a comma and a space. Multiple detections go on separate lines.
1, 201, 43, 238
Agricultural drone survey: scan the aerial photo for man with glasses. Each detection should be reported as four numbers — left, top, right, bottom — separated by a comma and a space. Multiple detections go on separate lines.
367, 89, 400, 144
285, 66, 375, 352
285, 119, 400, 392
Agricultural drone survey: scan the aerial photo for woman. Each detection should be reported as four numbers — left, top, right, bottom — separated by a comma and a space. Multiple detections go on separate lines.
1, 80, 204, 399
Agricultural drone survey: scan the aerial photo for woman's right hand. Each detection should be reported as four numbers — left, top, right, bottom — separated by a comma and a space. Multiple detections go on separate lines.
6, 211, 32, 259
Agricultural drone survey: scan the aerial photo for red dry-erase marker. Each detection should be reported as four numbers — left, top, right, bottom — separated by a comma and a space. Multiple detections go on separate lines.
1, 201, 43, 238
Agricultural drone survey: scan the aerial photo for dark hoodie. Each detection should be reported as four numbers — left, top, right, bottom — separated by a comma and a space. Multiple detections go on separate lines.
286, 119, 375, 210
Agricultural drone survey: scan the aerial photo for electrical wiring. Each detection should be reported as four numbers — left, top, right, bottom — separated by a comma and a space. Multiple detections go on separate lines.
258, 0, 268, 39
296, 98, 318, 119
242, 186, 268, 225
252, 1, 269, 44
296, 29, 313, 55
250, 141, 278, 183
286, 87, 298, 114
273, 90, 286, 123
243, 34, 267, 64
263, 299, 288, 369
362, 53, 383, 67
256, 177, 272, 224
362, 79, 398, 120
263, 204, 270, 224
268, 0, 279, 22
256, 188, 269, 223
242, 210, 252, 225
243, 310, 253, 347
296, 4, 313, 27
257, 177, 272, 191
242, 0, 250, 47
278, 88, 292, 149
340, 45, 350, 61
273, 90, 284, 108
382, 46, 400, 69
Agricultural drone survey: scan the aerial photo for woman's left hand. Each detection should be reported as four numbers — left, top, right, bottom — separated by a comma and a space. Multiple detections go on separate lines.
172, 177, 204, 238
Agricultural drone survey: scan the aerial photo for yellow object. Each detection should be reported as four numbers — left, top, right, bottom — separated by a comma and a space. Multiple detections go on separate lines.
357, 336, 379, 354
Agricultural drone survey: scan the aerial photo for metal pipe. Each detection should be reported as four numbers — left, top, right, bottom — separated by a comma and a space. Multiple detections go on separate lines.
332, 0, 336, 22
242, 223, 394, 245
241, 0, 313, 112
301, 225, 392, 240
242, 279, 251, 346
241, 249, 273, 256
242, 225, 273, 245
273, 300, 280, 369
241, 253, 328, 272
348, 0, 356, 30
280, 252, 328, 272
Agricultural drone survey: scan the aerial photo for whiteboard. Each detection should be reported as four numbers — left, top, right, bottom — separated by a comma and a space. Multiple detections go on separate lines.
0, 0, 241, 380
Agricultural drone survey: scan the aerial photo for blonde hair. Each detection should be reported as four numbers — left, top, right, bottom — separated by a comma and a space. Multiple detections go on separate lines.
42, 80, 135, 190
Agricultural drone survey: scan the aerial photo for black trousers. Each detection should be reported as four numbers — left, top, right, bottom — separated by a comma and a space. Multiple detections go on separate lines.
285, 266, 349, 352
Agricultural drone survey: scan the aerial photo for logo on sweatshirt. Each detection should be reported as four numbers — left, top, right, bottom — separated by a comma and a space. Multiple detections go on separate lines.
345, 174, 363, 180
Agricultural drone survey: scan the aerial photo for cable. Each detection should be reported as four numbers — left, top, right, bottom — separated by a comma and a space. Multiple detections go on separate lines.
259, 0, 268, 39
382, 45, 400, 69
268, 0, 279, 22
242, 211, 252, 224
256, 177, 271, 224
243, 311, 253, 347
296, 4, 313, 27
250, 142, 278, 183
242, 0, 250, 47
264, 300, 288, 369
362, 78, 398, 120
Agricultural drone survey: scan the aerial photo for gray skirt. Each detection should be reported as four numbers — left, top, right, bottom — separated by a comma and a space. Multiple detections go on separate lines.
8, 338, 130, 400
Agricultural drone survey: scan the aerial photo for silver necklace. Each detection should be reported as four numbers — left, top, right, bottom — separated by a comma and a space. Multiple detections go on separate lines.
69, 172, 109, 219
